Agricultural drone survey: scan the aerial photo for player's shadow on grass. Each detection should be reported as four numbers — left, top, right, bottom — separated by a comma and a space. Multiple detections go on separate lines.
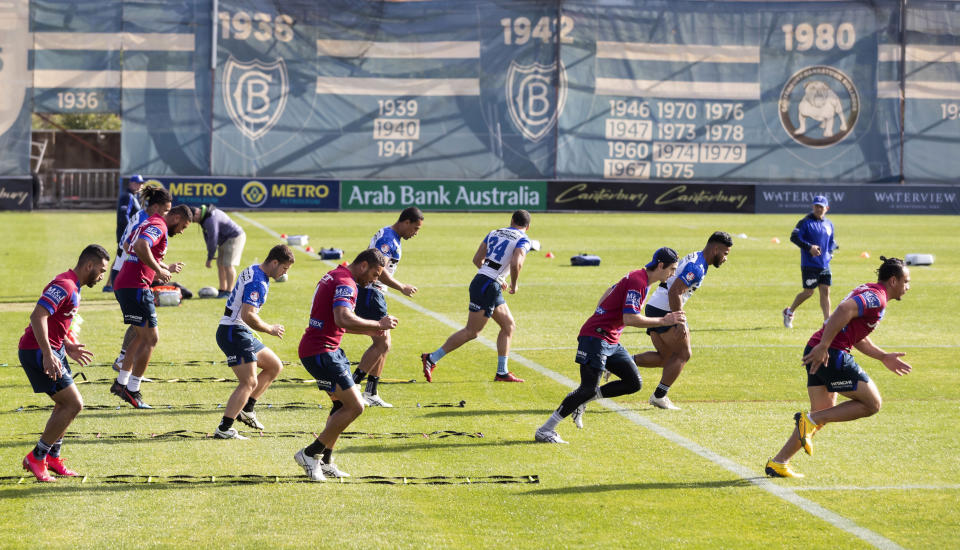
0, 483, 198, 498
422, 408, 558, 418
522, 478, 755, 495
338, 438, 538, 455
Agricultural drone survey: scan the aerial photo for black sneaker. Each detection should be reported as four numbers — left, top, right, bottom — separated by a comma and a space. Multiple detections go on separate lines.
110, 380, 124, 397
119, 387, 153, 409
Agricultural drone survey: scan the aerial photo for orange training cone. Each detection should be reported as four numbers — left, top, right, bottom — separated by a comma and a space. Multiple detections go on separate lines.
771, 237, 780, 244
545, 252, 555, 259
860, 251, 870, 258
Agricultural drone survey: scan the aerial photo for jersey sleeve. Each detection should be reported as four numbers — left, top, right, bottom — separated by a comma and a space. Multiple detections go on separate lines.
332, 283, 357, 309
852, 290, 884, 316
676, 262, 703, 287
139, 223, 164, 246
37, 283, 69, 315
241, 280, 267, 308
516, 236, 531, 254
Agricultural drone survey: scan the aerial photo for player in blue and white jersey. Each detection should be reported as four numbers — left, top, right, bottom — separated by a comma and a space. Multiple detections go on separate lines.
421, 210, 531, 383
633, 231, 733, 410
104, 175, 144, 293
352, 207, 423, 407
212, 244, 295, 439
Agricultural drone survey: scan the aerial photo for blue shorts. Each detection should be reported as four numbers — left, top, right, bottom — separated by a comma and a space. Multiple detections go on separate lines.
575, 335, 635, 372
301, 350, 354, 393
216, 324, 266, 367
19, 347, 75, 395
115, 287, 158, 327
355, 287, 388, 320
804, 345, 871, 392
468, 274, 505, 318
801, 266, 832, 289
644, 304, 675, 335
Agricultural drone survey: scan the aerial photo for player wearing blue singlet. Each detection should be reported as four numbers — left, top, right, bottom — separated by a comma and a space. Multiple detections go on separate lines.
632, 231, 733, 410
212, 245, 295, 439
352, 207, 423, 407
421, 210, 531, 382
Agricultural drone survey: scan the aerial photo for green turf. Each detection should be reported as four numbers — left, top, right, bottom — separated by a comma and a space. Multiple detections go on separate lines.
0, 210, 957, 549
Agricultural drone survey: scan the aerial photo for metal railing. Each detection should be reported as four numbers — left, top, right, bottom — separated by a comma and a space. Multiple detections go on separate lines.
49, 169, 120, 208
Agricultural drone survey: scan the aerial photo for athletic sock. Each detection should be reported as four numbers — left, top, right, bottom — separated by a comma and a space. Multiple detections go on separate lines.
127, 375, 142, 392
32, 439, 52, 460
654, 383, 670, 399
328, 400, 343, 417
497, 356, 509, 375
304, 438, 326, 458
321, 448, 333, 465
243, 397, 256, 413
48, 439, 63, 458
352, 367, 367, 385
429, 348, 446, 364
219, 416, 235, 432
540, 410, 564, 432
116, 350, 125, 364
116, 369, 131, 385
365, 375, 379, 395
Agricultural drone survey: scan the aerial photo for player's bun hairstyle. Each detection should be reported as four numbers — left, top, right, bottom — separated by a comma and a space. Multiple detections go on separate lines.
511, 209, 531, 228
877, 256, 906, 281
707, 231, 734, 247
353, 248, 387, 268
169, 204, 192, 220
140, 184, 171, 207
266, 244, 296, 264
398, 206, 424, 223
78, 244, 110, 264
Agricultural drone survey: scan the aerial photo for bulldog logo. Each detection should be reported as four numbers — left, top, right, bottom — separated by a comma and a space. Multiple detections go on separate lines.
779, 66, 859, 148
223, 56, 288, 141
505, 60, 567, 142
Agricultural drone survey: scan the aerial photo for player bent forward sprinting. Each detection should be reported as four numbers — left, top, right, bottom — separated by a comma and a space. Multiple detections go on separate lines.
632, 231, 733, 410
535, 247, 685, 444
765, 256, 912, 478
212, 245, 296, 439
294, 249, 398, 481
19, 245, 110, 481
421, 209, 531, 382
111, 204, 191, 408
352, 206, 424, 407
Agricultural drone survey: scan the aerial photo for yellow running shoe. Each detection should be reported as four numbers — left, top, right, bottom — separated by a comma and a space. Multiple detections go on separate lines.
765, 458, 804, 478
795, 411, 817, 456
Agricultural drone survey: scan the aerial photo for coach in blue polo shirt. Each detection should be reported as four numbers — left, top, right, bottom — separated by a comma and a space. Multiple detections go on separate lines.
782, 195, 838, 328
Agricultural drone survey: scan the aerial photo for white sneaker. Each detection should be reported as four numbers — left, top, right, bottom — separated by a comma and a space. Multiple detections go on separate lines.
237, 409, 265, 430
320, 462, 351, 478
112, 356, 123, 372
782, 308, 794, 328
649, 394, 681, 410
213, 427, 249, 440
294, 449, 326, 482
571, 404, 586, 429
534, 428, 568, 444
362, 392, 393, 408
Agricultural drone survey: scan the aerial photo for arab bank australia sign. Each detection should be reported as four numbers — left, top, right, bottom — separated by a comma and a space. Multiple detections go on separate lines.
342, 181, 547, 211
159, 177, 338, 210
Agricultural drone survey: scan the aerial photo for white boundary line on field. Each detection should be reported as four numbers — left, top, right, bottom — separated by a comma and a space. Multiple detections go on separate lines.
236, 214, 906, 550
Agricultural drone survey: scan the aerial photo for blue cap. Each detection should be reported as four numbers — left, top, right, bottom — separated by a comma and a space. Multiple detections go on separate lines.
130, 174, 144, 184
645, 247, 679, 270
813, 195, 828, 207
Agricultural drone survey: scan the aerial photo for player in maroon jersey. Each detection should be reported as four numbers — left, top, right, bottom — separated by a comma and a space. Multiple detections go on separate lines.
766, 256, 912, 478
18, 245, 110, 481
293, 249, 398, 481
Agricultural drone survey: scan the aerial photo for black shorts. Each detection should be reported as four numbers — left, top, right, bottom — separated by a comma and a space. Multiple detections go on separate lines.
20, 347, 75, 395
468, 274, 505, 318
575, 336, 635, 372
115, 287, 158, 327
804, 345, 871, 393
644, 304, 675, 335
355, 287, 388, 320
801, 266, 832, 289
216, 324, 266, 367
301, 350, 354, 393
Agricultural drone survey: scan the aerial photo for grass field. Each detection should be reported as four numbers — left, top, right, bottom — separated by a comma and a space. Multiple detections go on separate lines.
1, 210, 958, 549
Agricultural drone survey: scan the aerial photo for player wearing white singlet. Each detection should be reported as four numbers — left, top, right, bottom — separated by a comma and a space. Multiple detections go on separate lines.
351, 207, 423, 408
421, 210, 532, 382
212, 245, 295, 439
633, 231, 733, 410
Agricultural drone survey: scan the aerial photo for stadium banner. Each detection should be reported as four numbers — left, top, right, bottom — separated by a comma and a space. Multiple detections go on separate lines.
757, 184, 960, 214
341, 181, 547, 211
547, 181, 754, 212
210, 0, 559, 179
902, 1, 960, 183
121, 0, 213, 176
0, 0, 32, 176
0, 177, 33, 211
155, 176, 339, 210
557, 0, 902, 183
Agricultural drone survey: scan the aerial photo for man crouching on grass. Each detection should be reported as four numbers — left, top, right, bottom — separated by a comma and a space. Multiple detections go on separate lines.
294, 249, 398, 481
18, 245, 110, 481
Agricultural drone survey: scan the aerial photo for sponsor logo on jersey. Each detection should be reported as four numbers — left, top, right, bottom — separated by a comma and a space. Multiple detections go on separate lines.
223, 56, 289, 141
309, 318, 324, 329
380, 243, 390, 254
506, 60, 567, 142
624, 290, 643, 311
249, 291, 259, 302
685, 271, 696, 282
143, 225, 164, 242
861, 291, 881, 309
334, 285, 355, 299
43, 284, 67, 305
779, 65, 859, 148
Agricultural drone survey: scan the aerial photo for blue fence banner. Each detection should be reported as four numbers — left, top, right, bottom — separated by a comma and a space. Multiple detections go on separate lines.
903, 1, 960, 183
0, 0, 32, 176
0, 177, 34, 210
757, 184, 960, 214
156, 176, 339, 210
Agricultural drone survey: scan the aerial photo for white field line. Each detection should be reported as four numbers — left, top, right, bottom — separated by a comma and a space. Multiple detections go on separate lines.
236, 213, 906, 550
